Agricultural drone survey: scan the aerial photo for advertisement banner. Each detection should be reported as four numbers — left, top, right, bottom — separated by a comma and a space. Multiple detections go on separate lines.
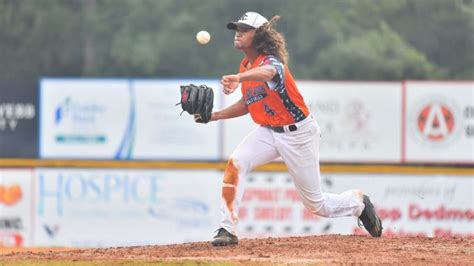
238, 172, 474, 238
131, 79, 221, 160
237, 172, 323, 238
0, 169, 33, 247
34, 169, 222, 247
223, 82, 402, 162
405, 81, 474, 163
0, 81, 38, 158
40, 79, 221, 160
299, 82, 402, 162
40, 79, 131, 159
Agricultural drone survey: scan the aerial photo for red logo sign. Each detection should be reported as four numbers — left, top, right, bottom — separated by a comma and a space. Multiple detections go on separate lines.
0, 184, 22, 206
416, 102, 455, 142
0, 232, 23, 247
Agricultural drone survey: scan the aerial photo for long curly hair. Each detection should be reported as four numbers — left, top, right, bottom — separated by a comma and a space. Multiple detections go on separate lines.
253, 16, 288, 65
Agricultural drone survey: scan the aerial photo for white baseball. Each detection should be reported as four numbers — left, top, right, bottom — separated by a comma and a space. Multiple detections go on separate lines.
196, 30, 211, 45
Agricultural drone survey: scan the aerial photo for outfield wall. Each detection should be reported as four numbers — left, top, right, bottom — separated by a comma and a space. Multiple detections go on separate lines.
39, 79, 474, 164
1, 79, 472, 247
1, 166, 472, 248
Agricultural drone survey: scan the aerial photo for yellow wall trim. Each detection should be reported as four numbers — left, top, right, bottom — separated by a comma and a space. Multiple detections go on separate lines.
0, 159, 472, 175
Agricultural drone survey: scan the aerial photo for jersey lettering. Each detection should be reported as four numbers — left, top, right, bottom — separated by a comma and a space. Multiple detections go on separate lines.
264, 104, 275, 116
245, 85, 267, 105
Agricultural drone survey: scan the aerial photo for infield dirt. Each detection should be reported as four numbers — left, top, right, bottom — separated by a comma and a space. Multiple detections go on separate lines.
1, 235, 473, 265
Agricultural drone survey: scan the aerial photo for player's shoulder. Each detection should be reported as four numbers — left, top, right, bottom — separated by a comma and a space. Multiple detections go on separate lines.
260, 55, 283, 66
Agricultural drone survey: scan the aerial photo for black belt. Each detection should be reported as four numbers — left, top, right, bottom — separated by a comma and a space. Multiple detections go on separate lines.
264, 124, 298, 133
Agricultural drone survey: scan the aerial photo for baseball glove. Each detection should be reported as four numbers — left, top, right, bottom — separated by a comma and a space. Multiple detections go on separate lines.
177, 84, 214, 123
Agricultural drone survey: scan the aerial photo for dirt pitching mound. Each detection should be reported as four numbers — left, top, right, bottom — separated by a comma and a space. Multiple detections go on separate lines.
1, 235, 473, 264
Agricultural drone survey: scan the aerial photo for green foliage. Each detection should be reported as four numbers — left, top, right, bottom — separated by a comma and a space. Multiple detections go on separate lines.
315, 23, 443, 80
386, 0, 474, 79
0, 0, 472, 81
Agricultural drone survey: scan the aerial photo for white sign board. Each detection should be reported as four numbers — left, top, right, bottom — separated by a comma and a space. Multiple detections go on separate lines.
299, 82, 402, 162
238, 172, 474, 238
0, 169, 33, 247
34, 169, 222, 247
40, 79, 222, 160
405, 81, 474, 163
223, 82, 403, 162
40, 79, 131, 159
132, 80, 221, 160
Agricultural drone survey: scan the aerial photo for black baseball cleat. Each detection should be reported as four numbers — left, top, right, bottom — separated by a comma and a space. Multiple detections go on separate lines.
211, 228, 238, 246
358, 195, 383, 237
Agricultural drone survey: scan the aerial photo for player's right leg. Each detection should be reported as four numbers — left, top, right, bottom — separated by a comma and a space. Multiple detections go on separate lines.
358, 194, 383, 237
212, 126, 280, 246
275, 118, 383, 237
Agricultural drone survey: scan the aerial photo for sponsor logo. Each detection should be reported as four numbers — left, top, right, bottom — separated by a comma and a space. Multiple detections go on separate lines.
37, 172, 210, 227
0, 102, 35, 131
343, 100, 371, 132
0, 184, 22, 206
43, 224, 60, 238
417, 103, 454, 141
317, 99, 374, 152
245, 86, 267, 105
55, 97, 105, 125
0, 217, 23, 230
408, 204, 474, 221
38, 172, 161, 216
0, 232, 23, 247
410, 97, 461, 146
54, 97, 106, 144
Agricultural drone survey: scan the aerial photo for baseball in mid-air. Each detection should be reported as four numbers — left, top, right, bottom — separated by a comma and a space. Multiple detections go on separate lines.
196, 30, 211, 45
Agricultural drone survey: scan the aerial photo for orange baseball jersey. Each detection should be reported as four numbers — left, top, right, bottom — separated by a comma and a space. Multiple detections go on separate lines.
239, 54, 310, 126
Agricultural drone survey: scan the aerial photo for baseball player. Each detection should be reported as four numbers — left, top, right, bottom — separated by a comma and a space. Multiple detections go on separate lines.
208, 12, 383, 246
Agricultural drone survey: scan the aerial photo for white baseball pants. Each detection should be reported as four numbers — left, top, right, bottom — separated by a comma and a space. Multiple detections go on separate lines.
220, 115, 365, 236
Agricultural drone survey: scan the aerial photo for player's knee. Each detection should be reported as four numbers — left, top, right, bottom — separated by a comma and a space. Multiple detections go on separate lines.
226, 156, 249, 174
223, 158, 245, 185
226, 157, 239, 171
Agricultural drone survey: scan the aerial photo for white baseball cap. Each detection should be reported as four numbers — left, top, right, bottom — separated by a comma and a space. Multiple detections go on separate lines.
227, 12, 269, 30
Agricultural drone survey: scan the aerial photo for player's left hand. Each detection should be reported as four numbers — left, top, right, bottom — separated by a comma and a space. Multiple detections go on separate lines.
221, 74, 240, 95
178, 84, 214, 124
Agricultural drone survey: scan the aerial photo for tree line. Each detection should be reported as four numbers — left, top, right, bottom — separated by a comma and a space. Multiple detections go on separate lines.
0, 0, 472, 82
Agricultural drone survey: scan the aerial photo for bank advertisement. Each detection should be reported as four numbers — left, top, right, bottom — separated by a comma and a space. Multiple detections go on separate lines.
238, 172, 474, 238
33, 169, 222, 247
0, 81, 38, 157
405, 81, 474, 163
40, 79, 221, 160
0, 169, 33, 247
40, 79, 131, 159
